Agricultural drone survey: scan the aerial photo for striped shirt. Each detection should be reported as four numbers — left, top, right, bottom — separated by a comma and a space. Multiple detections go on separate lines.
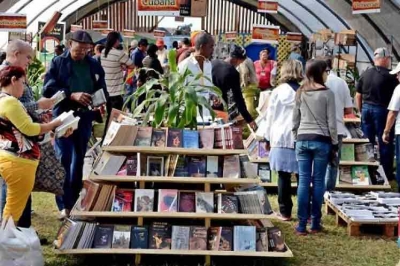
101, 48, 134, 96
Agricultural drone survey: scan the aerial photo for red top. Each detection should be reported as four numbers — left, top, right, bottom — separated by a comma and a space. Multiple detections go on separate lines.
254, 60, 274, 90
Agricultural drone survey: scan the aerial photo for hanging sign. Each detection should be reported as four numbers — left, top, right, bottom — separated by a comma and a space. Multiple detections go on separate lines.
286, 32, 302, 43
175, 16, 185, 22
8, 32, 32, 43
123, 29, 136, 38
258, 0, 279, 14
154, 30, 166, 38
352, 0, 381, 14
137, 0, 180, 16
39, 11, 62, 36
252, 25, 280, 44
70, 25, 83, 33
0, 13, 26, 32
92, 20, 108, 30
225, 31, 238, 41
180, 0, 207, 17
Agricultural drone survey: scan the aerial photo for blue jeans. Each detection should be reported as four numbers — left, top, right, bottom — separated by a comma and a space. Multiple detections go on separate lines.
362, 104, 394, 180
0, 178, 6, 217
55, 111, 93, 210
325, 135, 343, 191
296, 141, 331, 232
395, 135, 400, 192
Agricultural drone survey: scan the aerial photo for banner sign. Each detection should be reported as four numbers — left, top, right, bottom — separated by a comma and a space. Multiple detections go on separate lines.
92, 20, 108, 30
8, 32, 32, 43
258, 0, 278, 14
138, 0, 180, 16
0, 13, 26, 32
154, 30, 166, 38
70, 24, 83, 33
39, 11, 62, 36
286, 32, 302, 43
122, 29, 136, 38
252, 25, 280, 44
100, 29, 114, 36
352, 0, 380, 14
225, 31, 237, 41
180, 0, 207, 17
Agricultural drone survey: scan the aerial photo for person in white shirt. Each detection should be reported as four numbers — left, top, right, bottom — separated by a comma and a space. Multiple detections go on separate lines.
156, 39, 168, 71
178, 32, 214, 120
324, 57, 353, 191
383, 62, 400, 191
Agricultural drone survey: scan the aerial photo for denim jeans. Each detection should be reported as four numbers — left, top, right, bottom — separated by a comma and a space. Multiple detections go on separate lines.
296, 141, 331, 232
0, 178, 5, 217
395, 135, 400, 192
325, 135, 343, 191
362, 103, 394, 180
55, 111, 93, 210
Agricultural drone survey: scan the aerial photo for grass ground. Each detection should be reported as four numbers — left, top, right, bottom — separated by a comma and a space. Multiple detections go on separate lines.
32, 190, 400, 266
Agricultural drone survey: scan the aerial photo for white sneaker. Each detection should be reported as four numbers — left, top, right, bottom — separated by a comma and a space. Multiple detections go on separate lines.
58, 209, 68, 220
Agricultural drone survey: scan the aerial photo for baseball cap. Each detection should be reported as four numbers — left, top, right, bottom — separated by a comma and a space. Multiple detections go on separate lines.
156, 39, 165, 47
70, 30, 93, 44
374, 47, 389, 58
390, 63, 400, 75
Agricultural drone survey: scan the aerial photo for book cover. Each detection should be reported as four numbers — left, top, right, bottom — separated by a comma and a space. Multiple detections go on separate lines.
166, 155, 179, 177
126, 154, 139, 176
174, 156, 189, 177
149, 222, 171, 249
239, 155, 250, 178
268, 227, 286, 252
130, 226, 148, 249
112, 225, 131, 249
74, 180, 100, 211
93, 225, 114, 249
54, 219, 75, 249
146, 156, 164, 176
134, 189, 154, 212
233, 226, 256, 251
223, 127, 232, 149
93, 152, 127, 176
258, 141, 269, 158
214, 128, 223, 149
167, 128, 183, 148
178, 191, 195, 212
258, 163, 271, 183
183, 130, 199, 148
158, 189, 178, 212
195, 192, 214, 213
217, 194, 239, 214
206, 156, 219, 177
91, 89, 107, 107
219, 227, 233, 251
188, 157, 206, 177
256, 228, 269, 251
341, 144, 355, 161
171, 226, 190, 250
351, 165, 370, 185
199, 128, 214, 149
207, 227, 221, 250
134, 127, 153, 146
151, 129, 167, 147
223, 155, 240, 178
112, 189, 133, 212
231, 126, 244, 149
189, 226, 207, 250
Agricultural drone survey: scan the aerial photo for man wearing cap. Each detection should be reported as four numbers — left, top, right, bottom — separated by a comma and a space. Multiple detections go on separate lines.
43, 30, 107, 218
383, 63, 400, 190
356, 47, 399, 180
156, 39, 168, 71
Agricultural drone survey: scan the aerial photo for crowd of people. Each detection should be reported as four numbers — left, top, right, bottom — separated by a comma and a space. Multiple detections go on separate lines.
0, 28, 399, 239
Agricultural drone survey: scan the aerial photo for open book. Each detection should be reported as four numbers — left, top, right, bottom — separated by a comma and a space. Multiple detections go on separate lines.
55, 110, 80, 138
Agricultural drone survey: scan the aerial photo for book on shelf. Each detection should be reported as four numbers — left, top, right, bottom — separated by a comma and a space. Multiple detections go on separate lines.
91, 184, 116, 211
268, 227, 287, 252
134, 127, 153, 146
188, 157, 206, 177
256, 228, 268, 252
93, 152, 126, 176
126, 154, 140, 176
112, 225, 131, 249
355, 143, 375, 162
167, 128, 183, 148
54, 218, 75, 249
223, 155, 240, 178
199, 128, 214, 149
171, 226, 190, 250
258, 141, 269, 158
146, 156, 164, 176
208, 227, 232, 251
341, 143, 355, 161
206, 156, 219, 177
183, 130, 199, 148
189, 226, 207, 250
258, 163, 271, 182
195, 192, 214, 213
76, 223, 97, 250
134, 189, 154, 212
233, 226, 256, 252
54, 110, 80, 138
217, 194, 239, 214
234, 190, 273, 215
151, 129, 167, 147
239, 155, 250, 178
158, 189, 178, 212
165, 154, 179, 177
174, 156, 189, 177
149, 222, 171, 249
130, 226, 149, 249
112, 189, 133, 212
351, 165, 370, 185
231, 126, 244, 149
178, 191, 195, 212
339, 166, 352, 184
93, 225, 114, 249
73, 180, 100, 211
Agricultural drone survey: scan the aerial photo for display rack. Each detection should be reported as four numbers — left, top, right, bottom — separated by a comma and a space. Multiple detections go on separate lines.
58, 146, 293, 265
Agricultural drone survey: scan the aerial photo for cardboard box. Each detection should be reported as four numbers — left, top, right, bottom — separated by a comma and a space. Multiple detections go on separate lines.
333, 54, 356, 70
335, 30, 357, 46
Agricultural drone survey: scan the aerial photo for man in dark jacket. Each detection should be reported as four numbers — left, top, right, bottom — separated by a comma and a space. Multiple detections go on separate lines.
43, 30, 107, 218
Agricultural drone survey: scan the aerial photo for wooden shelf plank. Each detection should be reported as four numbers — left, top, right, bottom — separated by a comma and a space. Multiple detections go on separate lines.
71, 211, 274, 220
249, 158, 269, 163
342, 139, 370, 144
259, 183, 391, 190
102, 146, 247, 155
340, 161, 379, 166
55, 248, 293, 258
90, 176, 261, 185
344, 118, 361, 123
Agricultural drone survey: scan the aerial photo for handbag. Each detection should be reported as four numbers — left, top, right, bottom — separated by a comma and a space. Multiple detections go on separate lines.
33, 141, 65, 195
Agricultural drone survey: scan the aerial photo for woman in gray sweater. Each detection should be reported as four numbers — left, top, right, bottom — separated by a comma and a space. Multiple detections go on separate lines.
292, 59, 338, 235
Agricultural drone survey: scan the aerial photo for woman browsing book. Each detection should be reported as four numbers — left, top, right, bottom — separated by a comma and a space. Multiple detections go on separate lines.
0, 66, 74, 223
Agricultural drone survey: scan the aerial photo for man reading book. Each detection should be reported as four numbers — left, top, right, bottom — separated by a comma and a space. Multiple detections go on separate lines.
43, 30, 108, 219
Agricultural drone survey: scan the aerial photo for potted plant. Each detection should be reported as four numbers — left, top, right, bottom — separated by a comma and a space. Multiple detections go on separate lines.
125, 51, 225, 129
27, 57, 46, 101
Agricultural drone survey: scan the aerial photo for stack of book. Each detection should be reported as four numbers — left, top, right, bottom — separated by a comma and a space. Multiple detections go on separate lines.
56, 222, 287, 253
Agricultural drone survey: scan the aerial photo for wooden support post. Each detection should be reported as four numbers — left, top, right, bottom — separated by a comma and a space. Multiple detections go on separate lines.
348, 224, 360, 236
384, 225, 395, 238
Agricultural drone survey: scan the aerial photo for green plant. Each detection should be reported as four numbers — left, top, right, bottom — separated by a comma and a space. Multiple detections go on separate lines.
27, 57, 45, 101
125, 51, 225, 129
345, 66, 360, 98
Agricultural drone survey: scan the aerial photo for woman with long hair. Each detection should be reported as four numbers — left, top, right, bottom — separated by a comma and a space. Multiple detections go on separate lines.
264, 60, 303, 221
292, 59, 338, 235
